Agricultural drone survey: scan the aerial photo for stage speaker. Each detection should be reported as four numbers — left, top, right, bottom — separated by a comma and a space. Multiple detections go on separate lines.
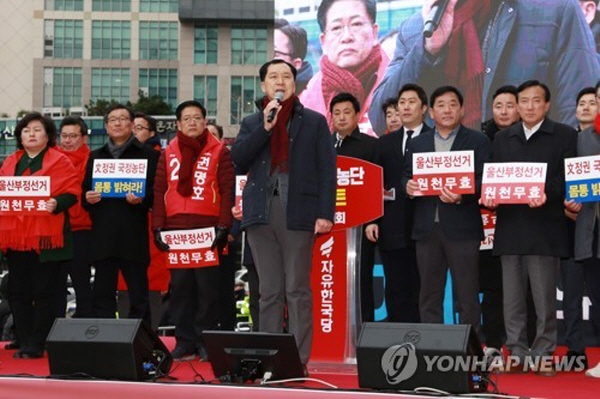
47, 318, 172, 381
357, 323, 487, 394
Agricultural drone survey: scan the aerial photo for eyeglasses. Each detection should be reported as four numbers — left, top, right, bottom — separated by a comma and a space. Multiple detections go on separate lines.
274, 49, 293, 58
134, 125, 150, 132
107, 116, 130, 124
181, 116, 203, 125
325, 20, 370, 37
60, 133, 82, 140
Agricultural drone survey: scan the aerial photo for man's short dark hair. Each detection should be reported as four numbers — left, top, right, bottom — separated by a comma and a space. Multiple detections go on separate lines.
133, 112, 157, 133
517, 80, 551, 102
381, 97, 398, 114
175, 100, 207, 120
15, 112, 57, 150
576, 87, 597, 105
317, 0, 377, 32
492, 85, 518, 102
274, 19, 309, 60
207, 123, 224, 140
259, 59, 297, 81
104, 104, 134, 124
430, 86, 464, 108
398, 83, 428, 107
595, 80, 600, 93
329, 92, 361, 114
60, 115, 89, 136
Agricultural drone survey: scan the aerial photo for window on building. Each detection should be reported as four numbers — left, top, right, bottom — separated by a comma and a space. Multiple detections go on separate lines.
91, 68, 131, 104
43, 67, 83, 108
230, 76, 261, 125
193, 76, 218, 118
44, 0, 83, 11
44, 20, 83, 59
139, 69, 178, 107
194, 25, 218, 64
231, 25, 268, 65
92, 0, 131, 12
139, 0, 178, 13
91, 21, 131, 59
139, 21, 178, 60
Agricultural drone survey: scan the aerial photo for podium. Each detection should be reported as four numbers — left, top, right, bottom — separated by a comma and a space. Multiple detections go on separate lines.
310, 156, 383, 364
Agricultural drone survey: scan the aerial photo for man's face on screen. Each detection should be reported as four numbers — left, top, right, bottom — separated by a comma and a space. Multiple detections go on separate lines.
319, 0, 379, 69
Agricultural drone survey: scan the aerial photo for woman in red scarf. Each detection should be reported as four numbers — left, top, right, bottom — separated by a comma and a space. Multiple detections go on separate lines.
0, 113, 80, 359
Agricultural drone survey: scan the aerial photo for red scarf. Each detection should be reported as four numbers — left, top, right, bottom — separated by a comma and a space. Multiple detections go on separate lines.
444, 0, 493, 129
57, 144, 92, 230
595, 113, 600, 135
0, 148, 81, 251
320, 44, 382, 127
176, 129, 209, 197
57, 143, 91, 173
263, 95, 296, 174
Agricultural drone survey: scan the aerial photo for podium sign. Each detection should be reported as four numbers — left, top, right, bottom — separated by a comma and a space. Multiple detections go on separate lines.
310, 156, 383, 363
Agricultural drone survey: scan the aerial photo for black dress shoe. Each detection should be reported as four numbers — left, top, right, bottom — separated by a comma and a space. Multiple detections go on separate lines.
565, 350, 588, 371
4, 342, 20, 350
13, 350, 44, 359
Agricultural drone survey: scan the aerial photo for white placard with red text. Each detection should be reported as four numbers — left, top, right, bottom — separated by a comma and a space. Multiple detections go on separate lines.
235, 175, 247, 211
481, 162, 547, 204
161, 227, 219, 268
479, 208, 497, 251
411, 150, 475, 196
0, 176, 51, 215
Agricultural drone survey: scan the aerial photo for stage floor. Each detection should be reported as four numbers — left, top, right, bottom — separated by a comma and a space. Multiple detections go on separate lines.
0, 337, 598, 399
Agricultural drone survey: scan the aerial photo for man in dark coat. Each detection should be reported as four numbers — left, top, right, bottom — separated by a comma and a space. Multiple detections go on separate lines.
329, 92, 378, 322
483, 80, 578, 375
403, 86, 491, 334
231, 60, 336, 367
83, 104, 159, 325
365, 83, 431, 323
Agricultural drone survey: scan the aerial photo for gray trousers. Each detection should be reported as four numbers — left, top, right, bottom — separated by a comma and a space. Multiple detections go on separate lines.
416, 224, 481, 335
501, 255, 559, 359
247, 197, 314, 364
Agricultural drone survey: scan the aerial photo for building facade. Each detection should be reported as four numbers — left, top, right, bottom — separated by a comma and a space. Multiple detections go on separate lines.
0, 0, 275, 139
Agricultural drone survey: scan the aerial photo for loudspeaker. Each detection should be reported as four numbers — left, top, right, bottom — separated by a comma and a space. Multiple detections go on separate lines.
357, 323, 487, 394
47, 318, 172, 381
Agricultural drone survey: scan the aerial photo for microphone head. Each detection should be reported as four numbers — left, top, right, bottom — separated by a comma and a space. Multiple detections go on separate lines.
274, 91, 285, 102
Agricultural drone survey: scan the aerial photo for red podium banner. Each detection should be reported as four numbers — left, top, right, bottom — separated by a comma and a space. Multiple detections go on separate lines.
310, 156, 383, 363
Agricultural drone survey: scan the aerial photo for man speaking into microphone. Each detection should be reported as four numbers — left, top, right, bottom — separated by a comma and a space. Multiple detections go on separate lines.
231, 59, 336, 370
368, 0, 599, 134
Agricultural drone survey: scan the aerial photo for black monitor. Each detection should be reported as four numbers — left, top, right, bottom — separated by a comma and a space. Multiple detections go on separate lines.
203, 331, 304, 383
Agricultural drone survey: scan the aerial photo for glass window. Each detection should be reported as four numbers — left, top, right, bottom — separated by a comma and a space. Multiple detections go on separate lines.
139, 0, 178, 13
139, 21, 178, 60
194, 25, 218, 64
91, 21, 131, 59
139, 69, 178, 107
45, 0, 84, 11
92, 0, 131, 12
91, 68, 131, 104
45, 20, 84, 59
193, 76, 218, 118
43, 67, 83, 108
230, 76, 261, 125
230, 25, 268, 65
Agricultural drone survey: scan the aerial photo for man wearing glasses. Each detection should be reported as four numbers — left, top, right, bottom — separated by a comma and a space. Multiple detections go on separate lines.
299, 0, 388, 137
274, 18, 313, 95
82, 104, 159, 326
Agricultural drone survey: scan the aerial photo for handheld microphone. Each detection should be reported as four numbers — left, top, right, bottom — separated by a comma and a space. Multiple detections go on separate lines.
267, 91, 285, 123
423, 0, 451, 38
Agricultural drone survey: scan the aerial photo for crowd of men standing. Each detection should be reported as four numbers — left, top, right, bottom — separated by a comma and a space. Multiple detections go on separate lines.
1, 57, 600, 379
